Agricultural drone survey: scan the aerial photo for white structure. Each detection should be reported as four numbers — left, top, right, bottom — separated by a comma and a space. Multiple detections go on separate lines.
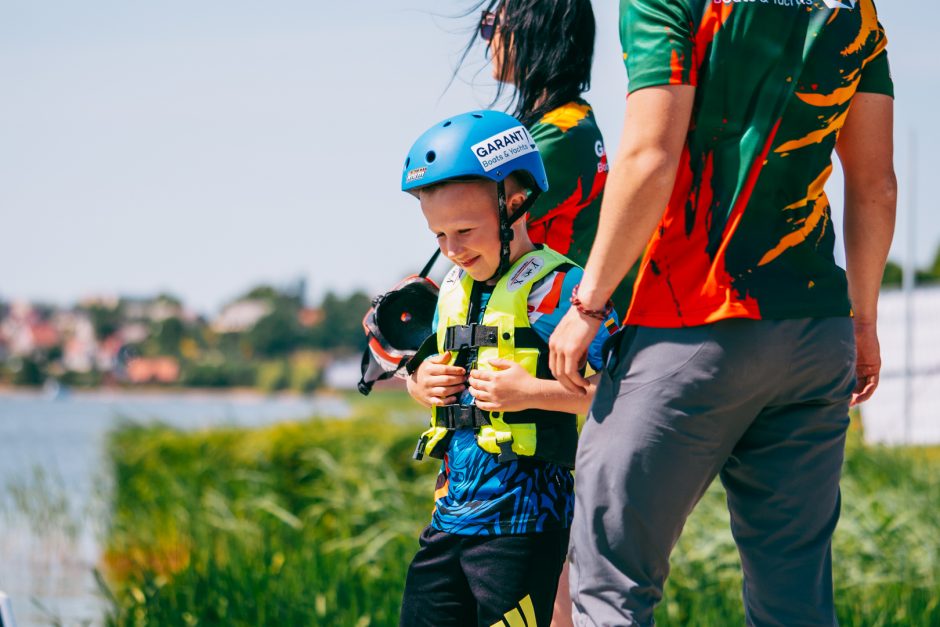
59, 311, 98, 372
211, 300, 272, 333
860, 286, 940, 444
0, 591, 17, 627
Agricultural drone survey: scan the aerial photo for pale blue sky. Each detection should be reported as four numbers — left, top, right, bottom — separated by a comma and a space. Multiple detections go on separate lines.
1, 1, 935, 313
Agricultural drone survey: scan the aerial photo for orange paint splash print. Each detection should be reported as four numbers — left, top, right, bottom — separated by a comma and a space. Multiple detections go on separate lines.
619, 0, 892, 325
759, 165, 833, 267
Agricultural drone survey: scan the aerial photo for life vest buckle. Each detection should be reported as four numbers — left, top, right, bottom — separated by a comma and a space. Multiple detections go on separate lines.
412, 435, 428, 461
437, 404, 490, 430
443, 324, 499, 351
497, 439, 518, 463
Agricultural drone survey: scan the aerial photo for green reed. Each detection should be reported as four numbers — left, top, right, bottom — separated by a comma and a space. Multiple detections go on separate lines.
101, 393, 939, 626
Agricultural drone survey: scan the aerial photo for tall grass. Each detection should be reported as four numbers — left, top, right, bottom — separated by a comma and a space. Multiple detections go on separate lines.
101, 394, 939, 626
101, 393, 437, 626
657, 438, 940, 626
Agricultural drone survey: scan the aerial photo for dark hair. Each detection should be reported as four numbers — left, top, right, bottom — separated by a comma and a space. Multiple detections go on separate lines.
458, 0, 596, 127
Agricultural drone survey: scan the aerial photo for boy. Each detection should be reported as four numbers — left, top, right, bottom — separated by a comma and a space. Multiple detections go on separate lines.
398, 110, 618, 626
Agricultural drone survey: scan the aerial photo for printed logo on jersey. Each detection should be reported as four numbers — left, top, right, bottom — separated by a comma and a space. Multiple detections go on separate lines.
713, 0, 815, 4
507, 256, 545, 292
594, 140, 606, 158
471, 126, 538, 172
822, 0, 857, 8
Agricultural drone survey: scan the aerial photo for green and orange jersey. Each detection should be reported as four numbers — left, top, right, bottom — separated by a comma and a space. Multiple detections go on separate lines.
526, 100, 634, 316
620, 0, 893, 327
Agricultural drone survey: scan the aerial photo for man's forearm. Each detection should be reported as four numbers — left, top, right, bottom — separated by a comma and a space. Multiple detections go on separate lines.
575, 86, 696, 310
843, 175, 897, 323
837, 92, 896, 324
576, 147, 682, 308
526, 376, 599, 414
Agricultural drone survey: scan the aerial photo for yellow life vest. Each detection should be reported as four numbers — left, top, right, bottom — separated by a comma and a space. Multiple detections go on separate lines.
412, 247, 579, 468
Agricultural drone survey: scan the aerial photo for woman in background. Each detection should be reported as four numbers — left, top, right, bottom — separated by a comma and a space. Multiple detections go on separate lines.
466, 0, 633, 316
460, 3, 624, 624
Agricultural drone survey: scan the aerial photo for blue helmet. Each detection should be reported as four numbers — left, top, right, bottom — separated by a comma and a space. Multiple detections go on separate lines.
401, 110, 549, 195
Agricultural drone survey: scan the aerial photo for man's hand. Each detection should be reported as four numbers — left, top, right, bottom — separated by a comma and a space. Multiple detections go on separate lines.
406, 352, 465, 408
468, 359, 538, 413
851, 321, 881, 406
839, 91, 895, 407
547, 85, 695, 394
548, 308, 599, 394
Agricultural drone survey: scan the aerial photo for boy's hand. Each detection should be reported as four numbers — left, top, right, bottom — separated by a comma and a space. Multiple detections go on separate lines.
469, 359, 538, 413
408, 352, 466, 407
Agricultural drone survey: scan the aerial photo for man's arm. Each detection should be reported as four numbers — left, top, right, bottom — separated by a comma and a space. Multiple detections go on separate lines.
836, 92, 897, 405
549, 85, 696, 392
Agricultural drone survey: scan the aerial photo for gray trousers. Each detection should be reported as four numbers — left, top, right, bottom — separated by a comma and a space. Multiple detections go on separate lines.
570, 318, 856, 627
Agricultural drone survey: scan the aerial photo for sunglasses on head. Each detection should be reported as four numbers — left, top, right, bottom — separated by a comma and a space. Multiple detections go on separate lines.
479, 10, 499, 42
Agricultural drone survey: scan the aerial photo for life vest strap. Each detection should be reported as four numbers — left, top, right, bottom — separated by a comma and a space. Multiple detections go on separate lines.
503, 408, 577, 425
405, 333, 440, 375
436, 404, 491, 429
437, 404, 575, 430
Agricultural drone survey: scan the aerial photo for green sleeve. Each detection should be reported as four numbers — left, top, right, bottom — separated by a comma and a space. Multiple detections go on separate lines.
857, 50, 894, 98
620, 0, 695, 93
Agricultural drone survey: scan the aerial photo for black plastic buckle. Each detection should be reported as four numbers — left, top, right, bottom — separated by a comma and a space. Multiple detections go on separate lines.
444, 324, 499, 351
438, 404, 489, 430
413, 435, 428, 461
497, 440, 518, 463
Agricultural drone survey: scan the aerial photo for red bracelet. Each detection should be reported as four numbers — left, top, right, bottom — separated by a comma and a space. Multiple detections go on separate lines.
570, 284, 613, 321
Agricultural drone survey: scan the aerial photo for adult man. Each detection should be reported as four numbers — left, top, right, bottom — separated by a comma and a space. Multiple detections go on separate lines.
549, 1, 896, 624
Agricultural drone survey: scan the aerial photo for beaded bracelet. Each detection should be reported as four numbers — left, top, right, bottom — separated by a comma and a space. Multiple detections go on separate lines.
570, 284, 614, 321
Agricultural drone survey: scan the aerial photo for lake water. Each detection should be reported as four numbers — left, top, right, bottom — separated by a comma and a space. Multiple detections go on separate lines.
0, 389, 350, 627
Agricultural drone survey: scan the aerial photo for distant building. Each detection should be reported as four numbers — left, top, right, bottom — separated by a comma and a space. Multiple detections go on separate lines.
123, 296, 190, 323
323, 356, 374, 390
0, 302, 61, 357
97, 335, 124, 372
860, 286, 940, 445
119, 323, 150, 345
211, 300, 272, 333
63, 337, 96, 372
125, 356, 180, 384
79, 294, 120, 310
53, 310, 97, 372
298, 308, 324, 328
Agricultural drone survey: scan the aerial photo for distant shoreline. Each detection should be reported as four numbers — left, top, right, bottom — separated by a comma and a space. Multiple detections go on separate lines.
0, 383, 350, 401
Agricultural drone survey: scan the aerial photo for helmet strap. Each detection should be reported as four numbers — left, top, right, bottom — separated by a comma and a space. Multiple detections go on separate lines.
418, 248, 441, 278
486, 181, 542, 282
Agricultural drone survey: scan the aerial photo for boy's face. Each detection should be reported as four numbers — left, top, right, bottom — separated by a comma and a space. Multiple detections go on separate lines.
419, 180, 527, 282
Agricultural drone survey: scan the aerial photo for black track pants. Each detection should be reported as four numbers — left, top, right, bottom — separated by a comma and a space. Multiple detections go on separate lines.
400, 525, 569, 627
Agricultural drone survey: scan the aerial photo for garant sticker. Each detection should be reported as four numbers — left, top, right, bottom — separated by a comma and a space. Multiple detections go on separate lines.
507, 255, 545, 292
406, 167, 427, 183
471, 126, 537, 173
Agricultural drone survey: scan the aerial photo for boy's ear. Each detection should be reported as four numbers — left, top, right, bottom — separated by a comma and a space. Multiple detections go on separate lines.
507, 189, 529, 213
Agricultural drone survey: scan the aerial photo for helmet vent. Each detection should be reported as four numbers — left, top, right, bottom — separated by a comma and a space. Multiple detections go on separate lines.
442, 121, 452, 127
472, 113, 483, 119
404, 157, 410, 168
426, 151, 437, 163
